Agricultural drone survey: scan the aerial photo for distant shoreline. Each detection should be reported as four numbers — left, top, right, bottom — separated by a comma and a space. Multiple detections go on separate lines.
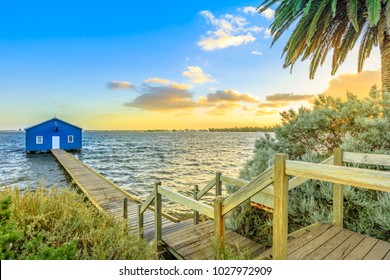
1, 127, 276, 133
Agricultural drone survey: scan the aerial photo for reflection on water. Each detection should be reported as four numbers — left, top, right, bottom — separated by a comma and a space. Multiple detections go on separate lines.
0, 131, 269, 216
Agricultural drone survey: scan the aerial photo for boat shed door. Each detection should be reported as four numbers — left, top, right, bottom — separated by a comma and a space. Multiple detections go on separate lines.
52, 136, 60, 149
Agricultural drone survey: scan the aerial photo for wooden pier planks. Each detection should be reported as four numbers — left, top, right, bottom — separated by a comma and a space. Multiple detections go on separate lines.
260, 224, 390, 260
163, 220, 266, 260
51, 149, 192, 242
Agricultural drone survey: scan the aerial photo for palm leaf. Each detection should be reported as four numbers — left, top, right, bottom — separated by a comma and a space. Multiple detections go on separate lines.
366, 0, 381, 26
347, 0, 359, 32
358, 23, 378, 72
303, 0, 314, 16
331, 0, 338, 17
307, 0, 330, 45
257, 0, 384, 79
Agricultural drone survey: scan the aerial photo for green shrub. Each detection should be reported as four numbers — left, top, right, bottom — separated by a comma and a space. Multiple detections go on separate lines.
0, 187, 154, 260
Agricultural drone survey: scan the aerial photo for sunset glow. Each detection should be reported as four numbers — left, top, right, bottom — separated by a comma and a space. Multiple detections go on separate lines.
0, 1, 382, 130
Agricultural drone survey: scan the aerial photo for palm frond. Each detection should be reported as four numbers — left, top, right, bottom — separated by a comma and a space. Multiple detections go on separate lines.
366, 0, 381, 26
257, 0, 384, 79
347, 0, 359, 31
331, 0, 338, 17
358, 23, 378, 72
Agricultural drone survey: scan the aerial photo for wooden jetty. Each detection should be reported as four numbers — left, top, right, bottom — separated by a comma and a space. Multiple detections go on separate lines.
51, 149, 192, 241
52, 148, 390, 260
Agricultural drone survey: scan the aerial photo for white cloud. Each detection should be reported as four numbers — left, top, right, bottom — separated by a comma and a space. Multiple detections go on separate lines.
182, 66, 215, 84
251, 50, 263, 56
264, 28, 272, 39
243, 6, 257, 15
259, 6, 275, 19
198, 10, 261, 51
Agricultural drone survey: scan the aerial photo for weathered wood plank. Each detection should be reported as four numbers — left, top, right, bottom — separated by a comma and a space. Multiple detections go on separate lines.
363, 240, 390, 260
213, 196, 224, 259
163, 221, 214, 248
222, 165, 274, 215
302, 228, 352, 259
343, 237, 378, 260
323, 232, 365, 260
220, 175, 247, 187
286, 160, 390, 192
215, 172, 222, 196
196, 178, 216, 200
182, 231, 246, 260
343, 152, 390, 166
158, 186, 214, 218
288, 226, 343, 260
154, 182, 162, 253
259, 224, 332, 259
193, 185, 199, 225
251, 156, 334, 208
273, 154, 289, 260
383, 250, 390, 260
333, 148, 344, 227
140, 191, 155, 214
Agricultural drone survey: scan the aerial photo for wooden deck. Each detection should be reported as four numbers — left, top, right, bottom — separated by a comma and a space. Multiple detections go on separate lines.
260, 224, 390, 260
163, 220, 265, 260
51, 149, 192, 241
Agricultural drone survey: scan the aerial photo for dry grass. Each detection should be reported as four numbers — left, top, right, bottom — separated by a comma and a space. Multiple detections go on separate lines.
0, 186, 154, 260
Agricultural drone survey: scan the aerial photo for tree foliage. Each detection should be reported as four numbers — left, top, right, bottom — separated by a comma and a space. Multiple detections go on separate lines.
258, 0, 390, 80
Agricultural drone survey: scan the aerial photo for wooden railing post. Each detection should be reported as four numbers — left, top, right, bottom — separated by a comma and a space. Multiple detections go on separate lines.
194, 184, 200, 225
273, 154, 289, 260
154, 182, 162, 255
333, 148, 344, 227
122, 197, 128, 220
137, 204, 144, 239
213, 196, 224, 259
216, 172, 222, 196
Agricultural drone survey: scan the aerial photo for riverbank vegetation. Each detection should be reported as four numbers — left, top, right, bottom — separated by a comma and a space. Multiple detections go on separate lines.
208, 126, 275, 132
0, 187, 154, 260
226, 87, 390, 247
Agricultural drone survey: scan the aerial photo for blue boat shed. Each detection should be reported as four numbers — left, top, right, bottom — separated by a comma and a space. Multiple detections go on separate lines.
25, 117, 82, 153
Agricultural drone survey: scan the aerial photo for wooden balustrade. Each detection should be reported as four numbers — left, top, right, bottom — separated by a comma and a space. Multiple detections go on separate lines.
137, 149, 390, 259
272, 150, 390, 260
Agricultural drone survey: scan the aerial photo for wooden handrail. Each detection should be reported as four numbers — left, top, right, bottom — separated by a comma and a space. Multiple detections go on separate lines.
196, 177, 216, 200
158, 186, 214, 218
343, 152, 390, 166
222, 166, 274, 215
272, 151, 390, 259
220, 175, 247, 187
285, 160, 390, 192
140, 191, 155, 215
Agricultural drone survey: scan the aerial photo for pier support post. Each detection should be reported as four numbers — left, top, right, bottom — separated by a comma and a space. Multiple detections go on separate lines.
137, 204, 144, 239
333, 148, 344, 228
154, 182, 162, 255
194, 185, 200, 225
213, 196, 225, 259
216, 172, 222, 196
273, 154, 289, 260
122, 197, 128, 220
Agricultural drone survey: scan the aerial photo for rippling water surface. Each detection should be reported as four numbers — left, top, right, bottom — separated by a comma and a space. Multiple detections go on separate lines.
0, 131, 267, 216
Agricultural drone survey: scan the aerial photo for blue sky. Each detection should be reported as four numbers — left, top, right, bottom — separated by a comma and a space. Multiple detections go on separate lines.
0, 0, 381, 130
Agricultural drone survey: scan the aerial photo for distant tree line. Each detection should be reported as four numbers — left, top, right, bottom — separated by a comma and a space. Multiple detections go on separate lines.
208, 126, 275, 132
